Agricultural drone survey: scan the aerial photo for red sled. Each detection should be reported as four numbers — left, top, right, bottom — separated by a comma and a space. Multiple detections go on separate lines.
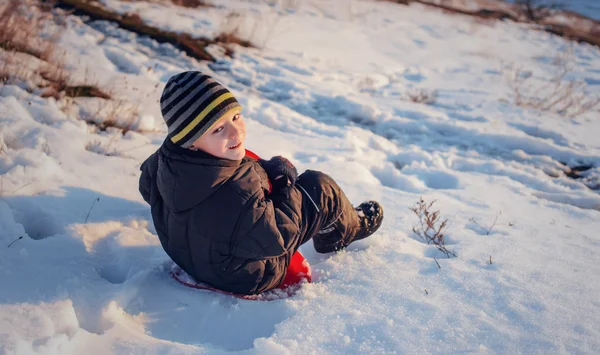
170, 250, 312, 301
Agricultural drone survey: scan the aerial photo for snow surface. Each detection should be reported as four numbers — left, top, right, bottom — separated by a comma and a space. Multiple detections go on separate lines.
1, 0, 600, 354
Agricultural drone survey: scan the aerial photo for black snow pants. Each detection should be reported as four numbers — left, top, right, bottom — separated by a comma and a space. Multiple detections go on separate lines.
294, 170, 360, 253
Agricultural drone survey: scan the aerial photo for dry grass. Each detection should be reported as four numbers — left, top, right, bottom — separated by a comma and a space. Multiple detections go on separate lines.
85, 138, 121, 157
410, 198, 456, 258
81, 99, 141, 134
506, 48, 600, 118
171, 0, 209, 8
0, 0, 60, 61
120, 0, 210, 8
514, 0, 563, 23
380, 0, 411, 5
216, 11, 256, 54
0, 1, 110, 101
217, 1, 301, 51
385, 0, 599, 48
54, 0, 252, 61
405, 88, 438, 105
0, 137, 6, 156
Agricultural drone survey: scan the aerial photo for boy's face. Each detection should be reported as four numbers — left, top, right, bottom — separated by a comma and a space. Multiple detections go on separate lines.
191, 109, 246, 160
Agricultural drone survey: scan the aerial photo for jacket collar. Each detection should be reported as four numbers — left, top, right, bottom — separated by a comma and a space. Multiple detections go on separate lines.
157, 138, 245, 212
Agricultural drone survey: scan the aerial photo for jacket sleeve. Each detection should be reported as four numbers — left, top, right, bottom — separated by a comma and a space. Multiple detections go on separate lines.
139, 152, 159, 205
221, 189, 303, 294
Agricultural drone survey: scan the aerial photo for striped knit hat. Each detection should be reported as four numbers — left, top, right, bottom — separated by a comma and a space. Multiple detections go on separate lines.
160, 71, 242, 148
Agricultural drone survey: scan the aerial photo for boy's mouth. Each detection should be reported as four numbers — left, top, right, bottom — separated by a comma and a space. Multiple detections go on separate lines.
228, 142, 242, 150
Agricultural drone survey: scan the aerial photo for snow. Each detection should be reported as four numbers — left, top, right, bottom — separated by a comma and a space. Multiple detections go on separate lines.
1, 0, 600, 353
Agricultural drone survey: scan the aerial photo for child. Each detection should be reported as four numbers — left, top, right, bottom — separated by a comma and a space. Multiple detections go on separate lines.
139, 71, 383, 295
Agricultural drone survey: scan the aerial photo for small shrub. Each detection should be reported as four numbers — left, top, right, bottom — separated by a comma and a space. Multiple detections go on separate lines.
85, 138, 120, 157
0, 0, 63, 61
410, 198, 456, 258
506, 47, 600, 118
171, 0, 209, 8
83, 99, 140, 134
64, 85, 111, 99
216, 8, 293, 50
217, 11, 255, 51
38, 56, 71, 99
515, 0, 563, 22
405, 88, 437, 105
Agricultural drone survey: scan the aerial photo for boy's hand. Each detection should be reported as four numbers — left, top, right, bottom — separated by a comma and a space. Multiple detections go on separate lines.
259, 156, 298, 187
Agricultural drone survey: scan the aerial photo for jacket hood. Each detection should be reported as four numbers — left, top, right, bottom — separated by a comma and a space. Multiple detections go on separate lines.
156, 139, 242, 212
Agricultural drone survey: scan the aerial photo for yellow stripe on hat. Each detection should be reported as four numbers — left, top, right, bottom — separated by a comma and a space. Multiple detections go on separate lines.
171, 92, 234, 143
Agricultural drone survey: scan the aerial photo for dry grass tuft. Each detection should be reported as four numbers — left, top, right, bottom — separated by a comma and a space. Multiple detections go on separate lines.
405, 88, 438, 105
120, 0, 211, 8
171, 0, 209, 8
54, 0, 250, 61
0, 1, 111, 101
0, 0, 61, 61
506, 47, 600, 118
411, 198, 456, 258
81, 99, 141, 135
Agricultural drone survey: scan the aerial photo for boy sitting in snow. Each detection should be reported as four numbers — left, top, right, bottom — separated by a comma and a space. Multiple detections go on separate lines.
139, 71, 383, 295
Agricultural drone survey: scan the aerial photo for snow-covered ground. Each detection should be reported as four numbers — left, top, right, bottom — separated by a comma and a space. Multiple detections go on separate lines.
1, 0, 600, 353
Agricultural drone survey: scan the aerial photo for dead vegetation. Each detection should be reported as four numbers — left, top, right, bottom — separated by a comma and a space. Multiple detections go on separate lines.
216, 7, 293, 51
514, 0, 563, 23
0, 0, 144, 141
468, 212, 500, 236
410, 198, 456, 258
0, 1, 110, 100
120, 0, 210, 8
505, 47, 600, 118
0, 0, 253, 142
0, 0, 58, 61
405, 88, 438, 105
385, 0, 600, 48
85, 138, 121, 157
53, 0, 253, 62
82, 99, 141, 134
170, 0, 209, 8
215, 11, 256, 56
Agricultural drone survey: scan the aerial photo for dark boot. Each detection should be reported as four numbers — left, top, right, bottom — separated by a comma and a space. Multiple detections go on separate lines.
352, 201, 384, 241
312, 201, 383, 253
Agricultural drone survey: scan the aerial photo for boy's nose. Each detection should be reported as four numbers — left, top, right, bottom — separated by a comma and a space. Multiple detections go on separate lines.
229, 122, 243, 139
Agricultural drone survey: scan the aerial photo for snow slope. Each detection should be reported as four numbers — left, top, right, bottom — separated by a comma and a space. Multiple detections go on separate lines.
1, 0, 599, 354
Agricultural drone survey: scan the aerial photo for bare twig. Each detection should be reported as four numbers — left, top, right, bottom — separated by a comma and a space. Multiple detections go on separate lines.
9, 179, 39, 195
410, 198, 456, 258
507, 46, 600, 118
445, 211, 459, 231
487, 212, 500, 235
434, 257, 441, 269
489, 255, 493, 265
405, 88, 437, 105
515, 0, 564, 22
84, 197, 100, 224
7, 236, 23, 248
424, 289, 429, 295
468, 217, 484, 230
469, 211, 501, 235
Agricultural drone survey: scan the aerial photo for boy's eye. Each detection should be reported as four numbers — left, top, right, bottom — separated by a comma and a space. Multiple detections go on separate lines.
233, 114, 240, 121
213, 126, 224, 134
